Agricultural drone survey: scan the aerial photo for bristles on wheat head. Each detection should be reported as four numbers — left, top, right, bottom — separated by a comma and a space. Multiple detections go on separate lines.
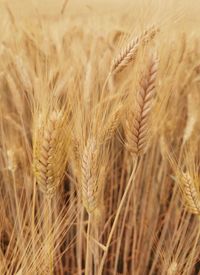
125, 54, 159, 156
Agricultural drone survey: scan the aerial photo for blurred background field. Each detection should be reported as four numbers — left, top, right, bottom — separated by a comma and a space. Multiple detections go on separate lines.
0, 0, 199, 24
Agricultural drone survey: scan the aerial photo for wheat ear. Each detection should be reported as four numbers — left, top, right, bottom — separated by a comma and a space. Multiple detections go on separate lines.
81, 138, 102, 214
33, 110, 68, 196
125, 54, 158, 156
111, 25, 159, 75
181, 172, 200, 215
100, 105, 122, 143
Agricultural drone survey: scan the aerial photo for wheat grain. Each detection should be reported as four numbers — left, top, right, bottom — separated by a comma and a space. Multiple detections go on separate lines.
125, 54, 158, 156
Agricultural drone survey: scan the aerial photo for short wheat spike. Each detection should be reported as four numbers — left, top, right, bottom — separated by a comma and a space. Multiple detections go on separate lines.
33, 110, 68, 196
125, 54, 158, 156
81, 138, 99, 214
111, 25, 159, 75
100, 105, 122, 143
181, 172, 200, 215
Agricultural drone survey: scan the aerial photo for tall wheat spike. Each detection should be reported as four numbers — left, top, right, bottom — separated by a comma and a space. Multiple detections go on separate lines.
111, 25, 159, 75
33, 110, 69, 196
125, 54, 158, 156
181, 172, 200, 215
81, 138, 102, 214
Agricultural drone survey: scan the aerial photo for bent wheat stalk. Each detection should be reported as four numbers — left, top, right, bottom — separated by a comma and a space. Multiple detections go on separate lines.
125, 54, 159, 156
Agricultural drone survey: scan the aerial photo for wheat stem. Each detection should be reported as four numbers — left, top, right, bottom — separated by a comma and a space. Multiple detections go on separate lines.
85, 214, 91, 275
98, 158, 138, 275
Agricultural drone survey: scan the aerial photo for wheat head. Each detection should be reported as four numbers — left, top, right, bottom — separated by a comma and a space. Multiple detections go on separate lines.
81, 138, 104, 214
181, 172, 200, 215
125, 54, 158, 156
33, 110, 69, 196
111, 25, 159, 75
100, 105, 122, 143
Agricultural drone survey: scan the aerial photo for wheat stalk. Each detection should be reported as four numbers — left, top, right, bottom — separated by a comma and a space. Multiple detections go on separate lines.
181, 172, 200, 215
125, 54, 158, 156
110, 25, 159, 75
33, 110, 68, 196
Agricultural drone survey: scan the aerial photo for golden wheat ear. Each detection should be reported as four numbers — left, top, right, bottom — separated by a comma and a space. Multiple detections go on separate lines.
110, 25, 159, 76
124, 54, 159, 156
180, 172, 200, 215
81, 137, 106, 214
100, 104, 123, 143
33, 109, 70, 196
81, 138, 99, 213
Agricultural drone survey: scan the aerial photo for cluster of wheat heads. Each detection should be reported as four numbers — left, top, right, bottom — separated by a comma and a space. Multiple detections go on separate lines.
0, 2, 200, 275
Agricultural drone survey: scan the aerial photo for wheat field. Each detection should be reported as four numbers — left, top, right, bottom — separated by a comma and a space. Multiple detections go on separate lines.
0, 0, 200, 274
